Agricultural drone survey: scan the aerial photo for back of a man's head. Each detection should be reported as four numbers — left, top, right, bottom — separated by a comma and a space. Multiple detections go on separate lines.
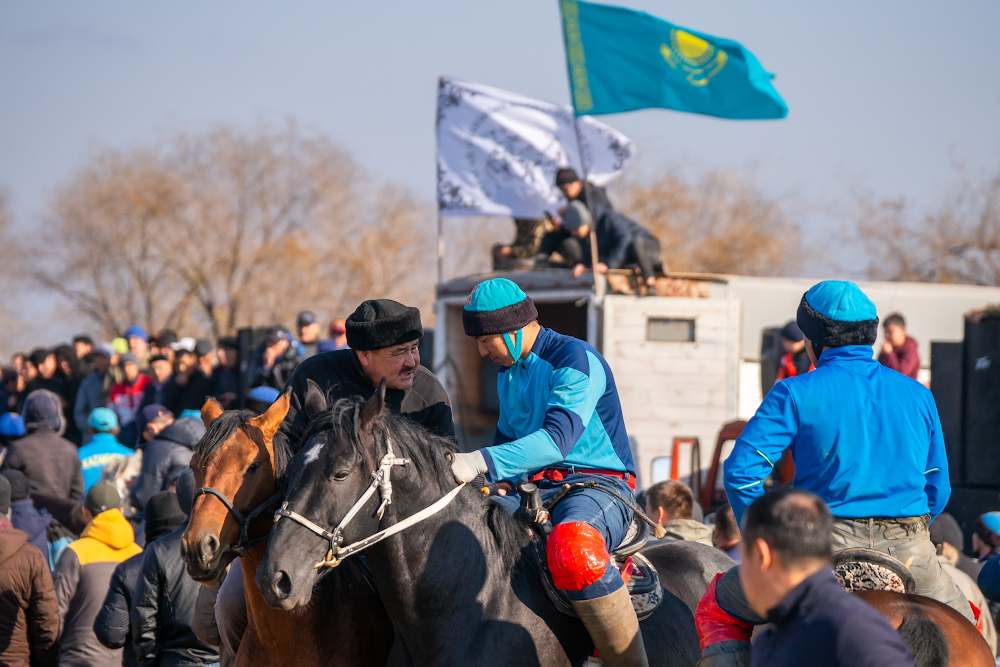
646, 480, 694, 522
742, 488, 833, 567
714, 503, 741, 547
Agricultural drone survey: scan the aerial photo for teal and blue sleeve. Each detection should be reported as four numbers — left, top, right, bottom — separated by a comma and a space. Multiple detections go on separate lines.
724, 381, 798, 526
923, 399, 950, 519
480, 354, 604, 481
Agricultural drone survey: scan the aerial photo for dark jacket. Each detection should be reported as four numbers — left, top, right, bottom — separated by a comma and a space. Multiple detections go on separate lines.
0, 520, 60, 667
131, 527, 219, 666
9, 498, 52, 556
3, 426, 85, 501
129, 418, 206, 513
581, 204, 653, 270
577, 184, 612, 210
750, 569, 913, 667
279, 349, 455, 451
250, 342, 303, 390
74, 371, 107, 435
161, 371, 214, 416
53, 509, 141, 667
94, 552, 144, 667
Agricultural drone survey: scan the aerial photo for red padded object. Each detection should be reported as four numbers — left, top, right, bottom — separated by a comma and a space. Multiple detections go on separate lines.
695, 573, 753, 649
547, 522, 610, 591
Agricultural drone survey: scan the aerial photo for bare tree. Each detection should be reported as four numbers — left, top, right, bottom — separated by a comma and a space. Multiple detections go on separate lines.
857, 166, 1000, 285
616, 168, 802, 276
31, 122, 439, 338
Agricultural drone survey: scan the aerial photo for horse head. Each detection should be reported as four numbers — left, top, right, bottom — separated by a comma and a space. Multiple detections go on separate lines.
258, 379, 400, 610
181, 392, 290, 583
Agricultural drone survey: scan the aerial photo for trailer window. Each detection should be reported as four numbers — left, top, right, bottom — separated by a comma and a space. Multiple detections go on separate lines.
650, 456, 672, 485
647, 318, 695, 342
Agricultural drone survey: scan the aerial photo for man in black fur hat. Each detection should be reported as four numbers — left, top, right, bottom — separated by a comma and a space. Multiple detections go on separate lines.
278, 299, 454, 449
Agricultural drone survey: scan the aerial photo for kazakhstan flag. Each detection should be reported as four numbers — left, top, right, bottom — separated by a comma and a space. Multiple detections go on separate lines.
561, 0, 787, 119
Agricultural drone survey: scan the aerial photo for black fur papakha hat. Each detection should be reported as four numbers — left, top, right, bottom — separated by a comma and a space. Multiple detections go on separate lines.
795, 280, 879, 348
346, 299, 423, 351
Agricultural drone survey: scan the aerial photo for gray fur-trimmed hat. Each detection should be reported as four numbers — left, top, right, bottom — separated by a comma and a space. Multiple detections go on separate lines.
346, 299, 423, 351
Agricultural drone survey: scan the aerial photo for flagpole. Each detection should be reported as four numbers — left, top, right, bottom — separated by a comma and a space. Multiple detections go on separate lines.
559, 0, 604, 300
436, 212, 444, 286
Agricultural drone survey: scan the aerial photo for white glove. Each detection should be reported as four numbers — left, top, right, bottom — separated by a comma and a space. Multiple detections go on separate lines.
450, 451, 488, 484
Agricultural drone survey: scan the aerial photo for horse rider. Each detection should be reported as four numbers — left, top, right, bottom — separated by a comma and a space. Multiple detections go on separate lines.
451, 277, 647, 667
214, 299, 455, 661
697, 280, 974, 667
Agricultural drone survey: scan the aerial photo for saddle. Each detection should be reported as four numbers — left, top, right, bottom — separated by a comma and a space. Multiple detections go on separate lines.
513, 482, 664, 621
833, 548, 916, 594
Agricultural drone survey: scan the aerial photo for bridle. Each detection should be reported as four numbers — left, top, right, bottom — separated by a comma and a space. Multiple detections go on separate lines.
273, 433, 466, 569
193, 485, 283, 557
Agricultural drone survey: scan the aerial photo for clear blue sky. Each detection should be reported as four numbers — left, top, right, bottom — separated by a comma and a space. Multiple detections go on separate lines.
2, 1, 999, 275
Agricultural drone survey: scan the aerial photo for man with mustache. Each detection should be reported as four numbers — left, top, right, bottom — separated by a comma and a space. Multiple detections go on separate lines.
278, 298, 454, 448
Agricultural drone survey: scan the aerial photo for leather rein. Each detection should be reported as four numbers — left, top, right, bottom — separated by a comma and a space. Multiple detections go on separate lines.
272, 434, 466, 569
192, 486, 283, 557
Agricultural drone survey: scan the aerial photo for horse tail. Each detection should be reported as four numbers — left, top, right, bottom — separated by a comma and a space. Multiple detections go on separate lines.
897, 610, 949, 667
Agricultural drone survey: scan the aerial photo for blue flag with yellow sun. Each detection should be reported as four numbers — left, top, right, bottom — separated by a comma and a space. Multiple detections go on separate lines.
560, 0, 787, 119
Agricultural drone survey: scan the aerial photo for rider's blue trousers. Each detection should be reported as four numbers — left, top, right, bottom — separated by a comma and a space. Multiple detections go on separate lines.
491, 472, 634, 601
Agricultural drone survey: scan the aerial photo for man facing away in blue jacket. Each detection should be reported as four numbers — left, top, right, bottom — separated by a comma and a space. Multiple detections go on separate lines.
697, 280, 974, 667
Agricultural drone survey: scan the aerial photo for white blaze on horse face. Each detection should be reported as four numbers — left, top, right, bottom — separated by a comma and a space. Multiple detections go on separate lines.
304, 442, 323, 465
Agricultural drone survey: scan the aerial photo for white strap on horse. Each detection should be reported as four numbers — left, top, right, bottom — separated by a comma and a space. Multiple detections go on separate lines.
273, 435, 466, 569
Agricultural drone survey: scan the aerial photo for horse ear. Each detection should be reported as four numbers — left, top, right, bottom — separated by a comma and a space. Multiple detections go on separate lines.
359, 378, 387, 435
303, 379, 327, 420
250, 390, 292, 442
201, 399, 224, 430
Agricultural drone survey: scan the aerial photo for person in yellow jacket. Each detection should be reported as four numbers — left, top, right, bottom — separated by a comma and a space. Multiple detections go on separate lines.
53, 483, 141, 667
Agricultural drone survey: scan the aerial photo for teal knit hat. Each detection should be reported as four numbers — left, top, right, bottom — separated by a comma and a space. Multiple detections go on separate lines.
463, 278, 539, 363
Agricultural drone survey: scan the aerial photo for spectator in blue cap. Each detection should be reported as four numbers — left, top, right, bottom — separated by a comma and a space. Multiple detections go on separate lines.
0, 411, 26, 448
123, 326, 150, 371
774, 321, 812, 382
79, 408, 134, 493
698, 280, 973, 667
245, 386, 280, 415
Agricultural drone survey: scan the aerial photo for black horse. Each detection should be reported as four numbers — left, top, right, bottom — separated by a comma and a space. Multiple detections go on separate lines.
258, 383, 728, 666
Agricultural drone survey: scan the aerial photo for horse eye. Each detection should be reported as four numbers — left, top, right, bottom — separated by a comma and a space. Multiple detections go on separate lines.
333, 471, 350, 482
247, 462, 261, 474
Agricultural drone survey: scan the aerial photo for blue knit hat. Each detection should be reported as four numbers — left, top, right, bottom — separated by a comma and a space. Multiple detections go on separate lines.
124, 325, 148, 342
0, 412, 25, 438
796, 280, 878, 348
463, 278, 539, 364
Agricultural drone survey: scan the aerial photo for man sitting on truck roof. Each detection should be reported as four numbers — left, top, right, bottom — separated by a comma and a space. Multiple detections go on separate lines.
452, 277, 647, 667
694, 279, 975, 667
559, 201, 663, 294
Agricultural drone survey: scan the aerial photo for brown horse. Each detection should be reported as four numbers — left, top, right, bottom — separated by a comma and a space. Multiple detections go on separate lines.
181, 394, 393, 667
856, 590, 994, 667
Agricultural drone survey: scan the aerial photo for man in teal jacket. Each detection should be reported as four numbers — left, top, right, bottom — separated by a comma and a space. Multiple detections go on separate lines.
451, 277, 646, 667
697, 280, 973, 667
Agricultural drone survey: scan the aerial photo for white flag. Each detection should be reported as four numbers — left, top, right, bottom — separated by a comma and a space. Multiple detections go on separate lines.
436, 76, 635, 218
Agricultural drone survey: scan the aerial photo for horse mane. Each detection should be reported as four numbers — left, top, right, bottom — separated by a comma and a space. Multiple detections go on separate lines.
305, 395, 530, 575
195, 410, 293, 477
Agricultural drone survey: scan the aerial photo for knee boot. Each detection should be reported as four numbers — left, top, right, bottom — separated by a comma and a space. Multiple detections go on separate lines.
570, 585, 649, 667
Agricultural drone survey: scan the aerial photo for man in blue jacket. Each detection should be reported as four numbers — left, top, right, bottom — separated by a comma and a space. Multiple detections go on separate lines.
452, 277, 646, 667
698, 280, 973, 667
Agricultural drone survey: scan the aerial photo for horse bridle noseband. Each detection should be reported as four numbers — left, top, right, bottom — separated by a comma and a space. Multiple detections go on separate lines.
273, 434, 466, 569
193, 486, 283, 557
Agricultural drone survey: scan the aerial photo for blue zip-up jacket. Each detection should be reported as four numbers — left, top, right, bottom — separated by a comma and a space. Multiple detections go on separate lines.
479, 327, 635, 482
79, 432, 134, 492
724, 345, 949, 526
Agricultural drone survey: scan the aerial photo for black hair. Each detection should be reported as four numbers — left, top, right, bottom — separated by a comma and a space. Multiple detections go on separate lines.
28, 348, 52, 367
742, 487, 833, 566
883, 313, 906, 329
714, 503, 740, 544
72, 334, 94, 346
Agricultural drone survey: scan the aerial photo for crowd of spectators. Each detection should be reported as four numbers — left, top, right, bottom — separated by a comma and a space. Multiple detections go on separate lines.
0, 310, 343, 666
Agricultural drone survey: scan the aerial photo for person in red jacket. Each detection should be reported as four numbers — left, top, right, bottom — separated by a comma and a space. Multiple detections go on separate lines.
877, 313, 920, 380
774, 322, 813, 382
108, 354, 151, 428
